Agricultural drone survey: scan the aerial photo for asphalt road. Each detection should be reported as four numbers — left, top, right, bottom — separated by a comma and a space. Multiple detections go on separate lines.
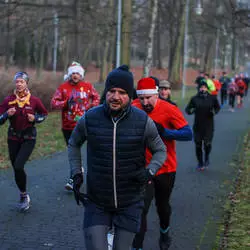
0, 98, 249, 250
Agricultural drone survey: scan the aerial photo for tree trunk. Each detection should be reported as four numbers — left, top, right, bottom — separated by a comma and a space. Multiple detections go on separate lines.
121, 0, 132, 66
143, 0, 158, 77
73, 0, 79, 61
5, 2, 11, 70
168, 2, 185, 86
99, 40, 110, 83
203, 38, 213, 73
231, 32, 236, 72
156, 6, 162, 69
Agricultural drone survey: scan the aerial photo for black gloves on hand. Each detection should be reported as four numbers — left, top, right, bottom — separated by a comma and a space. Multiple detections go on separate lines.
154, 121, 165, 136
145, 168, 154, 184
73, 173, 83, 205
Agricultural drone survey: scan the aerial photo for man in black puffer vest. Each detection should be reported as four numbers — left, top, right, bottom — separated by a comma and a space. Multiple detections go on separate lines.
68, 65, 166, 250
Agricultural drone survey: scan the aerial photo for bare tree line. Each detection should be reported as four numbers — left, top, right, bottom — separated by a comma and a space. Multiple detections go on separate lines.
0, 0, 249, 84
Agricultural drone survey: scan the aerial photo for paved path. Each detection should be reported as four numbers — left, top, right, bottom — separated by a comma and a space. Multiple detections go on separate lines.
0, 99, 250, 250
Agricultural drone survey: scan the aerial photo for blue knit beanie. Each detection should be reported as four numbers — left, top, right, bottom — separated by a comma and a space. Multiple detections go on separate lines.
105, 65, 134, 98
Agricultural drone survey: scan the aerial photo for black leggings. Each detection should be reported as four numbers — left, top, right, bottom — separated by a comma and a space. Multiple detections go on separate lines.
62, 129, 73, 146
229, 94, 236, 108
220, 89, 227, 105
194, 131, 213, 165
132, 172, 176, 249
8, 139, 36, 193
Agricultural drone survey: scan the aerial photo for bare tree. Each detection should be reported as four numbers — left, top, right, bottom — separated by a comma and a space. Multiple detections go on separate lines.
143, 0, 158, 77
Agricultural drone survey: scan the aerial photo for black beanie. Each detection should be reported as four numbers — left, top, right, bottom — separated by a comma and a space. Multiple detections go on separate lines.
105, 65, 134, 98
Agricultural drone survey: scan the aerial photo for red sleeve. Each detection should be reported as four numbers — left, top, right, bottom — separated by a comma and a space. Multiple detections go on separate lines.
51, 85, 67, 110
89, 85, 100, 107
169, 106, 188, 130
35, 97, 48, 116
0, 96, 9, 114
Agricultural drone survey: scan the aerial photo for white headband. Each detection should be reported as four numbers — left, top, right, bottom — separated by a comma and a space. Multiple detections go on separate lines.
136, 89, 158, 95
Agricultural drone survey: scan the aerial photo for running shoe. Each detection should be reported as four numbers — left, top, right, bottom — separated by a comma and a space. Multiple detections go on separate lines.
107, 230, 114, 250
196, 164, 204, 171
65, 178, 74, 191
159, 232, 171, 250
204, 160, 210, 169
19, 193, 30, 211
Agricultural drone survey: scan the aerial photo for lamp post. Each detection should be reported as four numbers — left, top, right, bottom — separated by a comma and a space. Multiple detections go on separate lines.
116, 0, 122, 68
182, 0, 203, 99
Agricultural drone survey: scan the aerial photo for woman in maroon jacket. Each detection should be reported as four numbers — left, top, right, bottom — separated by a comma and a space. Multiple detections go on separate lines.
0, 72, 48, 212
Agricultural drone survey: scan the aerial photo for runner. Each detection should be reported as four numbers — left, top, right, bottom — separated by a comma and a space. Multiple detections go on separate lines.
204, 73, 216, 94
0, 72, 48, 211
244, 73, 250, 96
68, 65, 166, 250
235, 73, 247, 108
227, 78, 238, 112
51, 61, 100, 190
185, 81, 220, 170
194, 71, 205, 91
219, 71, 231, 106
158, 80, 177, 106
132, 77, 192, 250
211, 75, 222, 96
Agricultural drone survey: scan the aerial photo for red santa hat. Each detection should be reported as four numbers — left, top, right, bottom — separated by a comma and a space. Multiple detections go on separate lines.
67, 61, 85, 78
136, 77, 158, 95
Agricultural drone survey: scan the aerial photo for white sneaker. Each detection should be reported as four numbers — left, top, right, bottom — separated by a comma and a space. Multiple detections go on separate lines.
107, 230, 114, 250
65, 178, 74, 191
19, 194, 30, 211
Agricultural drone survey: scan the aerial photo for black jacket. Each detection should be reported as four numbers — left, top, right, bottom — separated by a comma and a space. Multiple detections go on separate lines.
185, 92, 220, 133
68, 104, 166, 210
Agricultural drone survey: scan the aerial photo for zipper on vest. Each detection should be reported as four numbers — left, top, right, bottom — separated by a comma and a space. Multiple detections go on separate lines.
112, 120, 118, 208
112, 113, 126, 209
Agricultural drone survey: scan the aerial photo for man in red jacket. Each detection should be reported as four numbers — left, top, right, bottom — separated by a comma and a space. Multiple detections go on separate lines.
51, 62, 100, 190
132, 78, 192, 250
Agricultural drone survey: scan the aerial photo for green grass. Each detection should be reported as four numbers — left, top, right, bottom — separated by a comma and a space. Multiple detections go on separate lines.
0, 112, 66, 169
213, 133, 250, 250
171, 86, 196, 107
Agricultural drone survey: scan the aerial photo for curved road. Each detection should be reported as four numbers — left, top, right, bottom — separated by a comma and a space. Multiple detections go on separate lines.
0, 99, 249, 250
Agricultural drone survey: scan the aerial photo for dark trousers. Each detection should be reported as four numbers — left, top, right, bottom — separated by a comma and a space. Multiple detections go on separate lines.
229, 93, 236, 108
245, 86, 248, 96
194, 131, 213, 166
62, 129, 73, 146
8, 139, 36, 193
62, 129, 73, 179
220, 89, 227, 105
132, 172, 176, 249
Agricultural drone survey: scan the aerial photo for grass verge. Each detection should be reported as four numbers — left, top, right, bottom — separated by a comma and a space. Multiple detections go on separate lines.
214, 131, 250, 249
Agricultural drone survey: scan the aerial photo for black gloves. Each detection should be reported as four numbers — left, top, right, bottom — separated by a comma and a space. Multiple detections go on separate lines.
145, 168, 154, 184
154, 121, 165, 136
73, 173, 83, 205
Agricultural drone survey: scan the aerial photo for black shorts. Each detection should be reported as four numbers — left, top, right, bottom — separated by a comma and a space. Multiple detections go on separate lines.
83, 199, 144, 233
237, 92, 244, 98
